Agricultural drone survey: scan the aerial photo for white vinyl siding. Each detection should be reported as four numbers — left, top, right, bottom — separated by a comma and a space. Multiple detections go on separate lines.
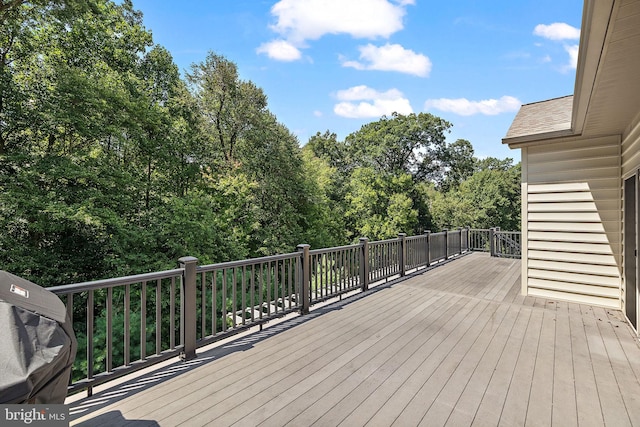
524, 135, 622, 308
622, 111, 640, 178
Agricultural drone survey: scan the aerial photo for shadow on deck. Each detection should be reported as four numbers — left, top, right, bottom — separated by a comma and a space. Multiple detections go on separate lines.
67, 252, 640, 427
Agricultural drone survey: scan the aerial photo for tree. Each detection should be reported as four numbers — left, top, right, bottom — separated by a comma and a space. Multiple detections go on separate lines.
0, 0, 194, 284
299, 146, 348, 248
345, 168, 420, 240
345, 112, 451, 179
239, 113, 308, 255
430, 161, 521, 231
186, 52, 267, 169
439, 139, 476, 192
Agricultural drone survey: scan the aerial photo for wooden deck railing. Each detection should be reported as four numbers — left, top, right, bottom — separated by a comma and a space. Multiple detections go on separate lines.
48, 227, 518, 396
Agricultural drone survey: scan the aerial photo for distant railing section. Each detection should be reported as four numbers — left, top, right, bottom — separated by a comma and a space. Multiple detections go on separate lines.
494, 230, 522, 258
469, 229, 491, 252
430, 232, 447, 263
368, 238, 401, 283
309, 244, 361, 302
49, 226, 519, 396
469, 228, 522, 258
405, 234, 429, 271
194, 252, 302, 352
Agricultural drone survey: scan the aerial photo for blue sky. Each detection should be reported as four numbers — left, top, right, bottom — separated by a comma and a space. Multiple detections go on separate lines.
131, 0, 583, 161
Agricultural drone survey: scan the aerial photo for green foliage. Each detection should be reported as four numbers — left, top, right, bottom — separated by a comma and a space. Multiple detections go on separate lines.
345, 168, 419, 240
345, 112, 452, 178
430, 161, 521, 230
439, 139, 477, 192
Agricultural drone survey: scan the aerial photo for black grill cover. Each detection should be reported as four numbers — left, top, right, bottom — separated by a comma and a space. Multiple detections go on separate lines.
0, 271, 77, 404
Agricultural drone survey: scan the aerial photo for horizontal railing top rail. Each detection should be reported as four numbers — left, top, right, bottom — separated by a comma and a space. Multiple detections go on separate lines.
48, 227, 519, 397
368, 237, 401, 246
48, 268, 185, 294
197, 251, 301, 272
309, 243, 361, 255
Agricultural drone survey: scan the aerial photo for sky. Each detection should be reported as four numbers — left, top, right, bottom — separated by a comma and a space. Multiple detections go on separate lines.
130, 0, 584, 161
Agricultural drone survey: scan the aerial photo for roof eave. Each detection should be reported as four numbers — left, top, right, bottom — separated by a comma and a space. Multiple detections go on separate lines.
571, 0, 615, 133
502, 128, 578, 149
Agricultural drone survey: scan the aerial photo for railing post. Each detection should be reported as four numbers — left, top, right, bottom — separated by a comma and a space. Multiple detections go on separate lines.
425, 230, 431, 267
489, 228, 496, 257
398, 233, 406, 277
458, 227, 463, 255
297, 244, 311, 315
178, 256, 198, 361
359, 238, 369, 291
466, 226, 471, 252
443, 228, 449, 259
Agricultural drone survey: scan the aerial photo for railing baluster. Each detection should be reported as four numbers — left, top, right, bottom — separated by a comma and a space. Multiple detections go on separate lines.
222, 269, 227, 332
232, 267, 237, 328
140, 281, 146, 361
87, 290, 94, 396
250, 265, 255, 323
259, 263, 264, 320
288, 258, 293, 308
212, 270, 217, 335
242, 265, 247, 325
201, 271, 206, 338
156, 279, 161, 356
399, 233, 406, 277
323, 253, 327, 297
170, 277, 175, 350
341, 249, 345, 292
125, 284, 130, 366
280, 261, 285, 311
106, 287, 112, 372
266, 262, 271, 316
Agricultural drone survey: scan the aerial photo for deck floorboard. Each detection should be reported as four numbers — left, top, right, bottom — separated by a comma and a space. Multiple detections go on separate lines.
67, 253, 640, 427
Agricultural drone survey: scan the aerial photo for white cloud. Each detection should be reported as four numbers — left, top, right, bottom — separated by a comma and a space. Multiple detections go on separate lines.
256, 39, 302, 61
533, 23, 580, 41
260, 0, 414, 61
313, 110, 323, 117
270, 0, 412, 41
533, 23, 580, 73
334, 85, 413, 118
335, 85, 403, 101
341, 43, 431, 77
424, 96, 521, 116
564, 44, 579, 70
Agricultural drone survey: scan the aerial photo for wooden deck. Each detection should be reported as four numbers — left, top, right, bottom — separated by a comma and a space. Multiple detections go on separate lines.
67, 252, 640, 426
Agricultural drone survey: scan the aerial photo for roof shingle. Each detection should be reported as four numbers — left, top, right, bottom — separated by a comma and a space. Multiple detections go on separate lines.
503, 95, 574, 142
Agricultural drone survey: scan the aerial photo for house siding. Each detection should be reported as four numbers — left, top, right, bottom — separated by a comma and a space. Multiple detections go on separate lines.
622, 111, 640, 178
523, 135, 622, 308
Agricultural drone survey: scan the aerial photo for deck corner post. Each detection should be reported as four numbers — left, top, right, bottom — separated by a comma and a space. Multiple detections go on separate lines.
466, 226, 471, 252
178, 256, 198, 361
443, 228, 449, 259
425, 230, 431, 266
297, 244, 311, 315
359, 238, 370, 291
398, 233, 407, 277
489, 228, 496, 257
458, 227, 464, 255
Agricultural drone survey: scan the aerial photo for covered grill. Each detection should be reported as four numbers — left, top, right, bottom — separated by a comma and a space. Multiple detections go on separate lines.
0, 271, 77, 404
